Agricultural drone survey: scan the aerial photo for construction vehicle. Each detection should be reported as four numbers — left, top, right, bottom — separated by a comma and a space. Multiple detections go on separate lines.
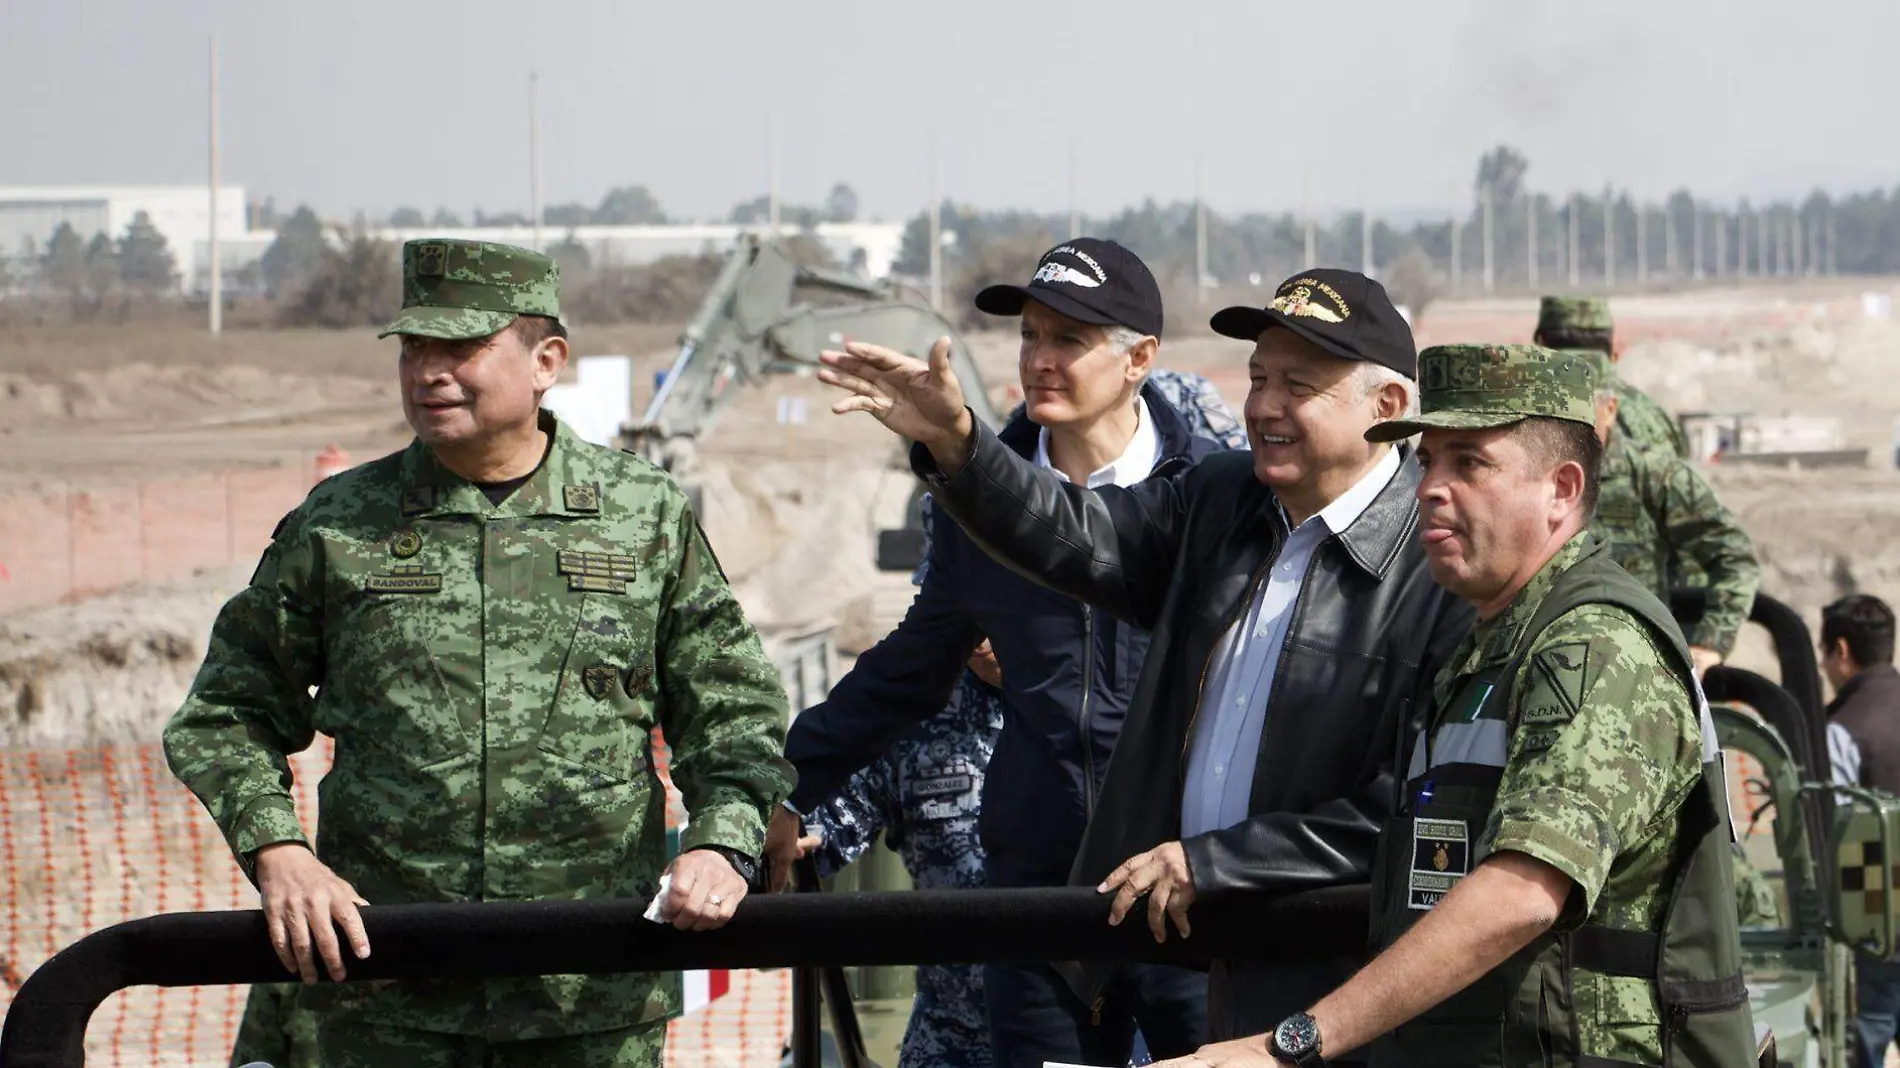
619, 233, 1002, 485
1687, 590, 1900, 1067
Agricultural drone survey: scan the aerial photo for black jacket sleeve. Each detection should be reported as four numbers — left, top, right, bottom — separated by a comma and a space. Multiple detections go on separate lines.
1179, 586, 1474, 895
911, 420, 1194, 630
783, 519, 981, 814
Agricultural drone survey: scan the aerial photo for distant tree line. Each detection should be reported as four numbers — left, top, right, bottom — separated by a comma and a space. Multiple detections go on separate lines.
891, 145, 1893, 329
378, 181, 865, 230
10, 149, 1900, 332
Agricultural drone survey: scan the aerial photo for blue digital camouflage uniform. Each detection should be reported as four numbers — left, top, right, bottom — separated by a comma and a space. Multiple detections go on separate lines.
803, 663, 1004, 1068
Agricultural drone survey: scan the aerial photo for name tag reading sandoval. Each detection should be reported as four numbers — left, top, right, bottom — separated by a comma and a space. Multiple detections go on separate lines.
1408, 817, 1470, 911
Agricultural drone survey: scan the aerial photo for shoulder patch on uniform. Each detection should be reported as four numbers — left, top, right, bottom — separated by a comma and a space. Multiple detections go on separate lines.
1529, 641, 1591, 722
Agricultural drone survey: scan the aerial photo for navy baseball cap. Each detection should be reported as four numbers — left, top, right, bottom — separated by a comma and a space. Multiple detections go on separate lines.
974, 238, 1164, 337
1210, 268, 1418, 379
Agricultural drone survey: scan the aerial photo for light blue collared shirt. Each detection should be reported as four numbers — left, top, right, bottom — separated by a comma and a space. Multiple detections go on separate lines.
1180, 446, 1402, 839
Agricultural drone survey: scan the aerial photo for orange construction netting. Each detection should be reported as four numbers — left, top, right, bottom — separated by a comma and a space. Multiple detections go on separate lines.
0, 737, 789, 1067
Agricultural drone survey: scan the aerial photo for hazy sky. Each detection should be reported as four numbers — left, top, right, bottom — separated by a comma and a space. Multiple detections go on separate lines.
5, 0, 1898, 223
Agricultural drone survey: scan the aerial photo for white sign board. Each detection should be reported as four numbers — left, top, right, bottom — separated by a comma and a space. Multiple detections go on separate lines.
543, 355, 633, 447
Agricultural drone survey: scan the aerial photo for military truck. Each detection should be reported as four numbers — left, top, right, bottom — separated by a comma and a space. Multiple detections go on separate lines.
1692, 590, 1900, 1067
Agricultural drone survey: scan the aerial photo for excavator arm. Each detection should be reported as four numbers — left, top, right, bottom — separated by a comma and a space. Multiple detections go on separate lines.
620, 234, 1000, 475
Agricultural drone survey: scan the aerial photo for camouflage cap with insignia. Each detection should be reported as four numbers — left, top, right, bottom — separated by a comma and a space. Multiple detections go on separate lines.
379, 239, 561, 341
1365, 344, 1600, 442
1535, 295, 1614, 336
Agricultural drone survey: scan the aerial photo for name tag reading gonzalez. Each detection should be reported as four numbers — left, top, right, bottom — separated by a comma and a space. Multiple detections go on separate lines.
1408, 817, 1470, 910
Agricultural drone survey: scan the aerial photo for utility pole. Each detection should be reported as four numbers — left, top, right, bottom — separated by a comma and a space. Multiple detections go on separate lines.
927, 132, 941, 310
1360, 181, 1373, 278
1636, 203, 1648, 285
1737, 208, 1748, 279
1567, 194, 1580, 287
1067, 137, 1080, 240
1302, 168, 1316, 270
1480, 182, 1494, 294
1450, 211, 1462, 295
1826, 208, 1836, 275
768, 114, 781, 233
1691, 203, 1704, 281
1194, 155, 1209, 301
528, 72, 543, 252
1527, 195, 1539, 291
207, 33, 221, 337
1664, 201, 1677, 279
1713, 211, 1725, 280
1603, 188, 1615, 288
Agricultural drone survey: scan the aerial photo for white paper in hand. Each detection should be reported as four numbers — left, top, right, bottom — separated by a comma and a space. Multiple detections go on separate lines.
643, 871, 674, 923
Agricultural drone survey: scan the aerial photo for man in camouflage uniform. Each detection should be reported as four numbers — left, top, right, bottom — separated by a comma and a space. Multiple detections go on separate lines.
1577, 347, 1761, 676
166, 239, 794, 1068
1534, 295, 1687, 458
1156, 345, 1756, 1068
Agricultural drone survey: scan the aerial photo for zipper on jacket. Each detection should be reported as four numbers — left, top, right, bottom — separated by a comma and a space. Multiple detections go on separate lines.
1080, 604, 1097, 818
1090, 994, 1105, 1027
1180, 555, 1275, 775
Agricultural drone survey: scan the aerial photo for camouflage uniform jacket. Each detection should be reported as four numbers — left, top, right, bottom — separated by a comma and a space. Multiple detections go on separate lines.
164, 411, 794, 1040
1588, 435, 1760, 655
1419, 532, 1705, 1065
804, 670, 1004, 1068
1611, 375, 1687, 459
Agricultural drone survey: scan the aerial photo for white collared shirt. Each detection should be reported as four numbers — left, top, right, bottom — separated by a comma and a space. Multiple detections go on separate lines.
1033, 397, 1161, 488
1181, 445, 1404, 838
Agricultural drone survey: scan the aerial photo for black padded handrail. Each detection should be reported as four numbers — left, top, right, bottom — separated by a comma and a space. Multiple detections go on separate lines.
0, 885, 1369, 1068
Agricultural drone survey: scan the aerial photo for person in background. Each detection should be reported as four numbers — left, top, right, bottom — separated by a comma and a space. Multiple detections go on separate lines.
1816, 594, 1900, 1068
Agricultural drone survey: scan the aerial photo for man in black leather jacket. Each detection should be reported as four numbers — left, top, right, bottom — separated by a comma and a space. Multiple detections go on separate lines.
816, 268, 1473, 1049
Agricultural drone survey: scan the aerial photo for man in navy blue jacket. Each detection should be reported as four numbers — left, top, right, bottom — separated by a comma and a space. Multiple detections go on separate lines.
766, 239, 1226, 1068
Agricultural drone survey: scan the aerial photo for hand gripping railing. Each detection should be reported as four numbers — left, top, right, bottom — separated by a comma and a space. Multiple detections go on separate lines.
0, 885, 1369, 1068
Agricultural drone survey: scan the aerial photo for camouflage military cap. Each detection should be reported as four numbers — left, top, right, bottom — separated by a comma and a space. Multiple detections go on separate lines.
378, 239, 561, 341
1536, 295, 1614, 335
1365, 344, 1599, 442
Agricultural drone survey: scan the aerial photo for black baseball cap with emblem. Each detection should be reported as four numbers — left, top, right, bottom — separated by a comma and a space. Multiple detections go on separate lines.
973, 237, 1164, 337
1210, 268, 1417, 379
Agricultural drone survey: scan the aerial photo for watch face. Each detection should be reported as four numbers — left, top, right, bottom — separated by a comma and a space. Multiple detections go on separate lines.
1275, 1014, 1318, 1056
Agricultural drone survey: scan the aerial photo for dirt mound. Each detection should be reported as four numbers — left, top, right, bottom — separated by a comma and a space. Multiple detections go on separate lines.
0, 573, 239, 749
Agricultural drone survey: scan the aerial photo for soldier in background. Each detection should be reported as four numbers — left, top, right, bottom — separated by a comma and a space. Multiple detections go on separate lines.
167, 239, 793, 1068
1578, 348, 1761, 677
1534, 295, 1687, 458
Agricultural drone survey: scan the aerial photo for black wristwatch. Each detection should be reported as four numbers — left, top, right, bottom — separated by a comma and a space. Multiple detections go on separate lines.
692, 845, 761, 890
1269, 1011, 1325, 1066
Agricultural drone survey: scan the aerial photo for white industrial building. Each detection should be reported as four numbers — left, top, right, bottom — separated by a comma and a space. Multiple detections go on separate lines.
0, 185, 248, 291
0, 185, 910, 293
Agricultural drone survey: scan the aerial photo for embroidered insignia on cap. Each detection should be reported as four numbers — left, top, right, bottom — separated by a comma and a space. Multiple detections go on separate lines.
582, 663, 618, 700
416, 243, 449, 277
1032, 261, 1103, 288
1269, 284, 1346, 323
390, 529, 423, 559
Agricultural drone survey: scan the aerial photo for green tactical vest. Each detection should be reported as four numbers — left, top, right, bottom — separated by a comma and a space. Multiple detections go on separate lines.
1367, 539, 1759, 1068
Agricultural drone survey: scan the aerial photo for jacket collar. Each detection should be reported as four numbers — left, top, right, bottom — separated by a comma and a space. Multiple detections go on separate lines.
1829, 662, 1900, 717
1318, 444, 1422, 580
995, 378, 1203, 470
396, 409, 604, 519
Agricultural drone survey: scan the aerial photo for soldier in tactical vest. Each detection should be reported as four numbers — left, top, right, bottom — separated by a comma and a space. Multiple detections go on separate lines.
1535, 296, 1687, 458
1576, 347, 1761, 676
1154, 345, 1757, 1068
167, 239, 794, 1068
